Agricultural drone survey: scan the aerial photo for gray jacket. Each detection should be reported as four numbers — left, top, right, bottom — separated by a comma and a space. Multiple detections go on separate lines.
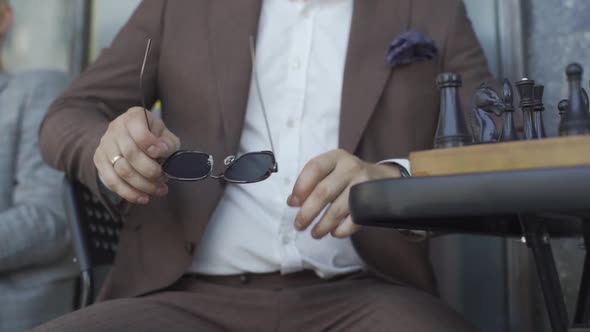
0, 70, 77, 332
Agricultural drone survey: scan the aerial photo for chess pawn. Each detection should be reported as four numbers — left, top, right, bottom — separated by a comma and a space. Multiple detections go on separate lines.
516, 78, 536, 140
501, 79, 518, 141
532, 85, 546, 138
433, 73, 472, 148
559, 63, 590, 136
558, 99, 568, 117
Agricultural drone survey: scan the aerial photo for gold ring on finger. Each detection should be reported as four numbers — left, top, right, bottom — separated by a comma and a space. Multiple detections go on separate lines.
110, 154, 124, 167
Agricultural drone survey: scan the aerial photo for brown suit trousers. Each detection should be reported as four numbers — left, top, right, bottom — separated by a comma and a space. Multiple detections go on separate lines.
34, 272, 476, 331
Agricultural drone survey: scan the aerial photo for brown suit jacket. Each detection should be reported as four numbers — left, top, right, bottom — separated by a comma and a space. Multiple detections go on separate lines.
40, 0, 494, 300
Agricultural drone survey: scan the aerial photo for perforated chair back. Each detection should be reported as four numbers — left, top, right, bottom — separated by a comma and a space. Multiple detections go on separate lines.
63, 178, 122, 308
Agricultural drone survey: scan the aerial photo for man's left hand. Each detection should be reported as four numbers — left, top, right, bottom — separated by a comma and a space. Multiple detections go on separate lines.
288, 149, 401, 239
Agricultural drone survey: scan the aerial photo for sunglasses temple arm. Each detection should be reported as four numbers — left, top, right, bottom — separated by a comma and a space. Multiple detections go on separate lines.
140, 38, 153, 132
249, 36, 276, 155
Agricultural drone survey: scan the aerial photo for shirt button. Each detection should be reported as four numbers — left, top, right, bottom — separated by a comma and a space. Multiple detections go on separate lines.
283, 177, 291, 186
287, 118, 296, 128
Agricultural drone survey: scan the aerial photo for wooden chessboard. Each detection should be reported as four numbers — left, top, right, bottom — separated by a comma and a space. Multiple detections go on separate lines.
409, 135, 590, 176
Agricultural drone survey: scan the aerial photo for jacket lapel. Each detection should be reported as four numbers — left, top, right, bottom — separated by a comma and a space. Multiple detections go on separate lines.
209, 0, 263, 156
339, 0, 410, 153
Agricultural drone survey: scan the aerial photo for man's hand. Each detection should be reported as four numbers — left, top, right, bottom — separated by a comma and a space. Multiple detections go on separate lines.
288, 149, 401, 239
94, 107, 180, 204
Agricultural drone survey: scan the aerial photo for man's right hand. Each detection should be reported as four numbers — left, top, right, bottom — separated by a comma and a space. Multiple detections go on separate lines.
94, 107, 180, 204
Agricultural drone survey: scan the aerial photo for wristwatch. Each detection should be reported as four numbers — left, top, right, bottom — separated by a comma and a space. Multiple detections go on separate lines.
399, 165, 411, 178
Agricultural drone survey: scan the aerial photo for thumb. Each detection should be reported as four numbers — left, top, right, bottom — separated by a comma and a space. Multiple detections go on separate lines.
157, 127, 181, 159
143, 112, 181, 159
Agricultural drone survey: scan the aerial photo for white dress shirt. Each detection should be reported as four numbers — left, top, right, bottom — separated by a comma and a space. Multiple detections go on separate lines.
189, 0, 366, 278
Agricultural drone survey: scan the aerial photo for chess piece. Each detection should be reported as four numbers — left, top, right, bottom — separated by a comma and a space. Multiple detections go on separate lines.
582, 87, 589, 112
559, 63, 590, 136
501, 79, 518, 141
516, 78, 536, 140
434, 73, 472, 148
558, 99, 568, 117
473, 83, 502, 143
532, 85, 546, 138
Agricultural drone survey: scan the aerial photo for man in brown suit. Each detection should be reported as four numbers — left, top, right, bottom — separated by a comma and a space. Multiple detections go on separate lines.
37, 0, 493, 330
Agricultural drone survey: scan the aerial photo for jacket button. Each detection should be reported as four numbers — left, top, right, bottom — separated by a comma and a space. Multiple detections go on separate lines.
185, 241, 195, 256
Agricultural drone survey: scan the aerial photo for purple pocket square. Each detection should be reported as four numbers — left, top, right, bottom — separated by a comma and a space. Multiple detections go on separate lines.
387, 30, 438, 68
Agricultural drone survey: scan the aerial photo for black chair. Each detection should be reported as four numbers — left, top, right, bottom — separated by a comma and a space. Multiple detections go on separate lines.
63, 177, 122, 309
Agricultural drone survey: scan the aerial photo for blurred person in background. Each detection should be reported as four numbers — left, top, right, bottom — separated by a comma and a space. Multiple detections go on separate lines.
0, 0, 77, 331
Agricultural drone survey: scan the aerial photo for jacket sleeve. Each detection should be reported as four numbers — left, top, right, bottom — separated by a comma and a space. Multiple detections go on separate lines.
0, 72, 71, 272
38, 0, 167, 208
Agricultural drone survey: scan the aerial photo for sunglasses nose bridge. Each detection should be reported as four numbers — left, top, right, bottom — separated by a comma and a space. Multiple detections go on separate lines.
209, 155, 236, 180
210, 173, 223, 179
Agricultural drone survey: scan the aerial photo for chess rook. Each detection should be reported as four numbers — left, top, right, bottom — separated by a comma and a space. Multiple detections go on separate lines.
532, 85, 546, 138
516, 78, 536, 140
559, 63, 590, 136
501, 79, 518, 141
434, 73, 472, 148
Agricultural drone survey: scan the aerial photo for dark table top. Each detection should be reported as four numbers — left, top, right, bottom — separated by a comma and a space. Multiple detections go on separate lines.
349, 166, 590, 237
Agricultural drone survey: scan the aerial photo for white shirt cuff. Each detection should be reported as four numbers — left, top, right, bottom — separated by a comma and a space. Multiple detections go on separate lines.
377, 158, 411, 176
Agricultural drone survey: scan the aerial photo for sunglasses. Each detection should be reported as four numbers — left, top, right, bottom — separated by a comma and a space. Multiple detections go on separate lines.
139, 37, 278, 183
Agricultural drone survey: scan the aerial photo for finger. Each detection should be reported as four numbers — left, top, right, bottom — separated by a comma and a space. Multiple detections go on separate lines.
289, 150, 345, 207
102, 139, 166, 196
144, 110, 166, 135
141, 113, 180, 160
332, 215, 362, 239
124, 108, 168, 159
113, 156, 167, 196
94, 149, 150, 204
117, 133, 164, 181
310, 188, 350, 239
158, 127, 181, 159
294, 166, 350, 231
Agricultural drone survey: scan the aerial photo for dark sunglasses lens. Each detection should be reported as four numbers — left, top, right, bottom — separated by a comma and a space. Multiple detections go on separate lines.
163, 152, 211, 180
224, 153, 275, 182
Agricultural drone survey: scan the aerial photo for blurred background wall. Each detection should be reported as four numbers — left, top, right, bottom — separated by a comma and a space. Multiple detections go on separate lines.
2, 0, 83, 73
527, 0, 590, 138
2, 1, 588, 331
524, 0, 590, 331
1, 0, 142, 75
90, 0, 141, 62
